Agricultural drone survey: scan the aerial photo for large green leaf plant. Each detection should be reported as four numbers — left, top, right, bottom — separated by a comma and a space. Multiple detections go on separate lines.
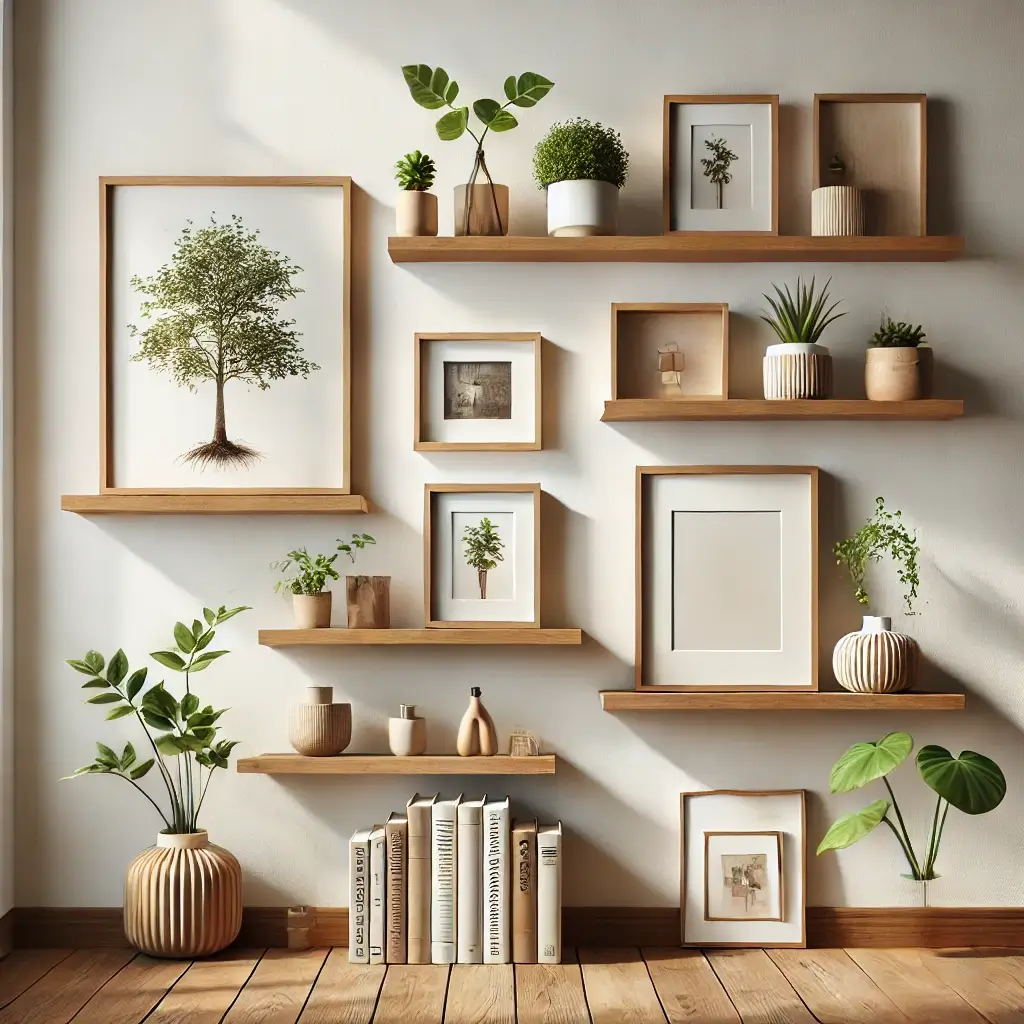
817, 731, 1006, 881
64, 603, 249, 834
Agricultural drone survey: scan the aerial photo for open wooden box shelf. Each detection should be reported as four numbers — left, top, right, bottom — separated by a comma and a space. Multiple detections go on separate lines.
259, 628, 583, 646
600, 691, 966, 711
237, 753, 557, 775
601, 399, 964, 422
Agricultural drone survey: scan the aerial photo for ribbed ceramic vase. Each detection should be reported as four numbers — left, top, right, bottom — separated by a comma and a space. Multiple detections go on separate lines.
124, 830, 242, 957
811, 186, 865, 236
763, 343, 833, 399
833, 616, 920, 693
288, 686, 352, 756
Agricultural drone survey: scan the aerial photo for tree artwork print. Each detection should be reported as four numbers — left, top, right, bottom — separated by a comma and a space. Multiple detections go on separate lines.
462, 517, 505, 599
128, 214, 320, 470
700, 135, 739, 209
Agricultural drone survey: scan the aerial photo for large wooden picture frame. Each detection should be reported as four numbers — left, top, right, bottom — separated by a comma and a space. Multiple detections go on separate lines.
99, 175, 352, 494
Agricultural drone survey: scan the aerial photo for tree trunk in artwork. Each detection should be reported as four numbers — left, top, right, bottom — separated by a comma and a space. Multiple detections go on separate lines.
477, 569, 488, 600
214, 376, 227, 443
346, 575, 391, 629
717, 181, 723, 209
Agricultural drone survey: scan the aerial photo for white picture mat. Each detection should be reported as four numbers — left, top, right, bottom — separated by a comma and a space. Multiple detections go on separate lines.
683, 792, 804, 946
422, 340, 536, 444
705, 831, 782, 921
110, 185, 346, 488
670, 103, 774, 231
646, 473, 813, 687
432, 491, 535, 622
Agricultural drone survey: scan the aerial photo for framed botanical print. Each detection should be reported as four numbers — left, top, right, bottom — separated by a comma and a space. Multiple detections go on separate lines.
424, 484, 540, 628
415, 333, 541, 451
636, 466, 818, 690
100, 176, 351, 494
663, 95, 779, 234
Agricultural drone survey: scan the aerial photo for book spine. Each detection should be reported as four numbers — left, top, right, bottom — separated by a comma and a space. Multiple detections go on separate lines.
369, 830, 386, 964
347, 836, 369, 964
512, 822, 537, 964
431, 806, 458, 963
407, 805, 431, 964
386, 818, 408, 964
536, 825, 562, 964
457, 808, 482, 963
483, 803, 510, 964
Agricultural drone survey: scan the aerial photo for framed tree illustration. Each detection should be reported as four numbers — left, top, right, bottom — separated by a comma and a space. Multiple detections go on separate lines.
100, 176, 352, 494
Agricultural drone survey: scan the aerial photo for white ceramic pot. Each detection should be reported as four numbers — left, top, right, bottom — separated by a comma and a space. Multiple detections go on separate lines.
833, 615, 920, 693
763, 343, 833, 399
865, 347, 921, 401
293, 592, 331, 629
389, 704, 426, 756
288, 685, 352, 756
453, 183, 509, 236
546, 179, 619, 237
811, 185, 865, 236
395, 191, 438, 237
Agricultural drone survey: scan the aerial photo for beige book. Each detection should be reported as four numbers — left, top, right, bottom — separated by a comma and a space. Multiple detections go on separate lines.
512, 819, 538, 963
536, 822, 562, 964
406, 793, 437, 964
385, 811, 408, 963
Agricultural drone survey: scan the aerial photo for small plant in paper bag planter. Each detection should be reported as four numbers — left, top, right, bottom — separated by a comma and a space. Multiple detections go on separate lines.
338, 532, 389, 629
394, 150, 438, 237
866, 314, 931, 401
272, 547, 340, 628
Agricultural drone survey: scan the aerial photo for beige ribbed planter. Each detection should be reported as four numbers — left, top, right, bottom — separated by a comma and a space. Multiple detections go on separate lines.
124, 830, 242, 957
763, 343, 833, 399
833, 616, 920, 693
395, 191, 438, 237
288, 686, 352, 756
292, 592, 331, 629
866, 347, 921, 401
811, 186, 865, 236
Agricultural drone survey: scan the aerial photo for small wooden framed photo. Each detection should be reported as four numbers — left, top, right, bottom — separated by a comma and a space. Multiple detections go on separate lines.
663, 95, 779, 234
636, 466, 818, 691
414, 333, 541, 452
424, 483, 540, 628
681, 790, 805, 948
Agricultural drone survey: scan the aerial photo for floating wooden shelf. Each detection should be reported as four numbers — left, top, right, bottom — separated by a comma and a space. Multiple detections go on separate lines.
61, 494, 371, 515
388, 235, 964, 264
237, 753, 557, 775
601, 398, 964, 422
600, 691, 966, 711
259, 627, 583, 647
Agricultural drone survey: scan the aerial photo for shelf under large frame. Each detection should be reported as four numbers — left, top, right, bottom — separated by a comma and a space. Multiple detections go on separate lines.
237, 753, 557, 775
600, 690, 967, 711
61, 493, 371, 514
259, 627, 583, 646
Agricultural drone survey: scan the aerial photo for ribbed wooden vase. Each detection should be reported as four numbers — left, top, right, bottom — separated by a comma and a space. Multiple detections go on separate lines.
833, 616, 920, 693
811, 186, 865, 236
763, 344, 833, 399
288, 686, 352, 756
124, 830, 242, 957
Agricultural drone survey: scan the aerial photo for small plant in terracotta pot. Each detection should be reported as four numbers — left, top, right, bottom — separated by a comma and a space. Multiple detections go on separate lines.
272, 548, 340, 628
395, 150, 438, 237
866, 315, 929, 401
338, 532, 389, 629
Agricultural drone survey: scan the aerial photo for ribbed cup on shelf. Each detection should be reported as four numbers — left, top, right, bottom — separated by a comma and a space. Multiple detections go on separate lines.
124, 830, 242, 957
763, 344, 833, 399
289, 689, 352, 757
833, 616, 920, 693
811, 186, 865, 236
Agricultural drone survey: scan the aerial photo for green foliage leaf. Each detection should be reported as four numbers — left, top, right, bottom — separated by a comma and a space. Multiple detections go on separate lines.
436, 107, 468, 141
917, 745, 1007, 814
503, 75, 517, 102
472, 98, 517, 132
61, 764, 107, 780
130, 759, 155, 780
191, 619, 204, 639
817, 799, 890, 854
214, 605, 249, 624
151, 650, 186, 671
141, 709, 175, 731
155, 735, 187, 756
96, 742, 120, 767
395, 150, 437, 191
829, 732, 913, 793
106, 649, 128, 686
85, 650, 105, 674
507, 72, 554, 107
87, 693, 124, 705
402, 63, 449, 110
174, 622, 196, 654
120, 743, 137, 769
125, 667, 148, 701
203, 607, 216, 626
533, 118, 629, 189
105, 705, 135, 721
67, 659, 98, 675
81, 679, 110, 689
193, 630, 214, 653
142, 684, 178, 720
181, 693, 200, 719
190, 650, 228, 672
445, 81, 459, 104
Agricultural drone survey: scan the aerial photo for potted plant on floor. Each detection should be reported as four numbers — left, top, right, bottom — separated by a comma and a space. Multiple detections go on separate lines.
761, 276, 845, 399
533, 118, 629, 236
394, 150, 438, 237
338, 532, 388, 628
817, 731, 1005, 904
272, 548, 340, 628
833, 497, 921, 693
866, 315, 929, 401
65, 603, 249, 956
401, 63, 554, 236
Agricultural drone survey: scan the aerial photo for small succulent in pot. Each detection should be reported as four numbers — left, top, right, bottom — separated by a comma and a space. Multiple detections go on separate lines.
866, 315, 929, 401
760, 276, 846, 346
394, 150, 440, 238
272, 548, 340, 629
395, 150, 436, 192
869, 315, 926, 348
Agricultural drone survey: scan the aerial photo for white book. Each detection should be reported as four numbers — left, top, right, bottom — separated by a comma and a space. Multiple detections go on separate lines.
483, 796, 511, 964
348, 828, 372, 964
536, 822, 562, 964
457, 796, 486, 964
406, 793, 437, 965
431, 795, 462, 963
368, 824, 386, 964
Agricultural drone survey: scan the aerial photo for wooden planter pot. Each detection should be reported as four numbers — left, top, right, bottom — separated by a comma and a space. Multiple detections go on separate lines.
865, 347, 922, 401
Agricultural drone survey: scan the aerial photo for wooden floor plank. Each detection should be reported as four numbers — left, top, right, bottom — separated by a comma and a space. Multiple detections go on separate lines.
515, 961, 590, 1024
223, 947, 329, 1024
444, 964, 515, 1024
919, 949, 1024, 1023
706, 949, 816, 1024
0, 948, 136, 1024
579, 948, 666, 1024
767, 949, 907, 1023
0, 949, 73, 1009
69, 954, 191, 1024
145, 949, 262, 1024
372, 964, 450, 1024
643, 948, 740, 1024
296, 950, 384, 1024
846, 949, 986, 1023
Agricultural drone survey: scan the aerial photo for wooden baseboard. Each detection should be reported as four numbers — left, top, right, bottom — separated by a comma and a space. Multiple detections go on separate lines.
12, 905, 1024, 950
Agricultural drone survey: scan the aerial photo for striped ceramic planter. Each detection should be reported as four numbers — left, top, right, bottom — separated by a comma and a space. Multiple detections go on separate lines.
124, 831, 242, 957
811, 186, 865, 236
763, 343, 833, 399
288, 686, 352, 756
833, 616, 920, 693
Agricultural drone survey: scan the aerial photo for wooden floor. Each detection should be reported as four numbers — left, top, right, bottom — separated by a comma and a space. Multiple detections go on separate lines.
1, 946, 1022, 1023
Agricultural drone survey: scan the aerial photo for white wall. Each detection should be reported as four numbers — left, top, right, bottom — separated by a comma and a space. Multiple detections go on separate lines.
13, 0, 1024, 910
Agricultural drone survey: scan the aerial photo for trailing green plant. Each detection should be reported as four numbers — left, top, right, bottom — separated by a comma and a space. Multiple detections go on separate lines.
532, 118, 629, 189
272, 549, 340, 596
63, 603, 249, 834
337, 532, 376, 564
817, 731, 1006, 881
395, 150, 436, 191
462, 517, 504, 600
760, 275, 847, 346
700, 135, 738, 209
834, 497, 920, 614
401, 64, 554, 233
870, 314, 927, 349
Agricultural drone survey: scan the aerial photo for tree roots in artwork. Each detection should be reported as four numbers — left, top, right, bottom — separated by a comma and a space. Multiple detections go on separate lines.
179, 438, 263, 470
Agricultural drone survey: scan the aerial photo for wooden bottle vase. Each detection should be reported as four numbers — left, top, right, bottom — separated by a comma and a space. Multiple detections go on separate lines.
456, 687, 498, 756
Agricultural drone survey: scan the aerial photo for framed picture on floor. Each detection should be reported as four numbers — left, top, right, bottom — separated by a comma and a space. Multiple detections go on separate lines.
424, 483, 540, 628
663, 95, 778, 234
681, 790, 806, 948
636, 466, 818, 691
415, 333, 541, 451
100, 176, 351, 494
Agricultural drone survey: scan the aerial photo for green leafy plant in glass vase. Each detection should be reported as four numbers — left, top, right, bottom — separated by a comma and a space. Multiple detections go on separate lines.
394, 150, 439, 238
272, 547, 340, 629
866, 314, 930, 401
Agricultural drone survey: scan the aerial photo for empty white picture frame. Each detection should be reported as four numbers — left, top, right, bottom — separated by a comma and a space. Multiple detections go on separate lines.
636, 467, 818, 690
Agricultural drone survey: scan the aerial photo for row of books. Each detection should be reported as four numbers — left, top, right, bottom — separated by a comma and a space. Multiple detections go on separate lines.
348, 794, 562, 964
